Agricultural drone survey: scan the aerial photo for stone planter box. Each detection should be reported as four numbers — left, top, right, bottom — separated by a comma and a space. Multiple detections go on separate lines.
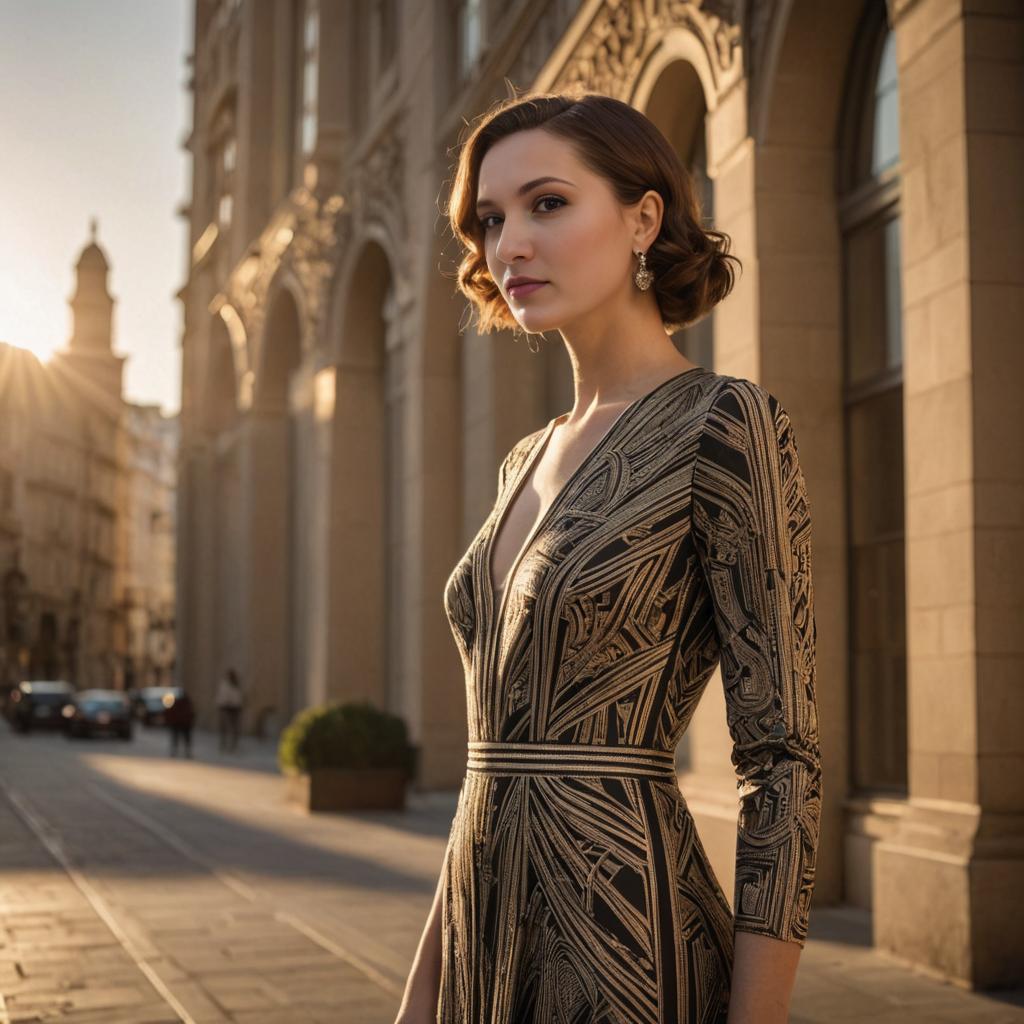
285, 766, 409, 812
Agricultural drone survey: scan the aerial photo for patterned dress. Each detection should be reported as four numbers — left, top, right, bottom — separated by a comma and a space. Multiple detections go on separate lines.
439, 367, 822, 1024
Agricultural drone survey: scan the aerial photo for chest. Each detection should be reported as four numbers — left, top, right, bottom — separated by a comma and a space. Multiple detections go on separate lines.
488, 410, 633, 601
442, 371, 717, 660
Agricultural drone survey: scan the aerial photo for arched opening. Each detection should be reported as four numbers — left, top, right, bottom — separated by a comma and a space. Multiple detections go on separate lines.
255, 288, 303, 414
838, 2, 906, 796
204, 315, 244, 699
250, 284, 304, 725
644, 58, 716, 370
203, 314, 240, 437
327, 240, 399, 716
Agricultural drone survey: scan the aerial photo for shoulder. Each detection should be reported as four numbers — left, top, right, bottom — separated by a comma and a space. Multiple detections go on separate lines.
692, 374, 806, 486
700, 373, 783, 425
693, 373, 799, 457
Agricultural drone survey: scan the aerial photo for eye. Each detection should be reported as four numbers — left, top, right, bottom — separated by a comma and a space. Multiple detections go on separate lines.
479, 194, 567, 231
535, 194, 566, 213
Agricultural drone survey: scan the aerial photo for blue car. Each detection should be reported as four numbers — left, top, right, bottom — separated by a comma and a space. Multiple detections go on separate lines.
63, 689, 133, 740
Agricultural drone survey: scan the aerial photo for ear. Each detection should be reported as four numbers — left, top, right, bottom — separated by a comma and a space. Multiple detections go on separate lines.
632, 189, 664, 251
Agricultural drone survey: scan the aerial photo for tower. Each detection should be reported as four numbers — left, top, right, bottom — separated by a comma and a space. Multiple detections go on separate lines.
60, 219, 126, 401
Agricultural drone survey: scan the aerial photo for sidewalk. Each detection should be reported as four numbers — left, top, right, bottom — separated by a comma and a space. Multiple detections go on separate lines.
149, 725, 282, 773
157, 730, 1024, 1021
1, 725, 1021, 1022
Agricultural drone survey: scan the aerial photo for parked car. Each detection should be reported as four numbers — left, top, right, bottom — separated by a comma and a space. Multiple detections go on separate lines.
63, 689, 133, 740
6, 680, 77, 732
133, 685, 183, 727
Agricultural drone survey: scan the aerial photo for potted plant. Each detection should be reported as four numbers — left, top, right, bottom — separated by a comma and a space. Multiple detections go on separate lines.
278, 700, 418, 812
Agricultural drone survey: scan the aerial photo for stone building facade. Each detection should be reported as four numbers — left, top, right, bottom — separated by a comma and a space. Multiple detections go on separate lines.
0, 230, 179, 695
176, 0, 1022, 987
120, 403, 179, 690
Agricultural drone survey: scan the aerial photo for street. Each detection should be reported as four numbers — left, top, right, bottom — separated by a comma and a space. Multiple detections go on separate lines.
0, 724, 455, 1023
1, 725, 1022, 1023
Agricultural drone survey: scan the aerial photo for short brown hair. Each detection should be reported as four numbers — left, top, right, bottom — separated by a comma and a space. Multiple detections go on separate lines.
446, 89, 741, 335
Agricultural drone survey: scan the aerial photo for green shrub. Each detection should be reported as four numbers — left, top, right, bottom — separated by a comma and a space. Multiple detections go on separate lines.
277, 700, 417, 776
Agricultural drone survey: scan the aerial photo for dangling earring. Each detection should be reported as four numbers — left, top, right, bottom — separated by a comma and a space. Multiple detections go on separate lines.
526, 335, 540, 354
634, 249, 654, 291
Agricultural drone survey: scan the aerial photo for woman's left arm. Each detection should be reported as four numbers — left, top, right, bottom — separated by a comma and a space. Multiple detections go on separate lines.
692, 378, 824, 1021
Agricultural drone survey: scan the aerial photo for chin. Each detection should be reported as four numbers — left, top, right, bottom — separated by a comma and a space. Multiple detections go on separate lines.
515, 320, 551, 336
512, 308, 562, 335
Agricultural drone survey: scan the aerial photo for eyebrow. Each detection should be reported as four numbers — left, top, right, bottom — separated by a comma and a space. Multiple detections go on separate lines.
475, 176, 576, 213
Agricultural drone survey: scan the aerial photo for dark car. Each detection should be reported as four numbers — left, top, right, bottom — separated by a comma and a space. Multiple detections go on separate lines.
133, 685, 183, 727
63, 689, 133, 740
6, 680, 77, 732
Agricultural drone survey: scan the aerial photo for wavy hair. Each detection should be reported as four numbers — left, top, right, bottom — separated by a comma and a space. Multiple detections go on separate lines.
446, 89, 741, 335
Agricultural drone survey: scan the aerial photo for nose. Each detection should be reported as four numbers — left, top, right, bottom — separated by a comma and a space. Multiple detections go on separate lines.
493, 213, 533, 268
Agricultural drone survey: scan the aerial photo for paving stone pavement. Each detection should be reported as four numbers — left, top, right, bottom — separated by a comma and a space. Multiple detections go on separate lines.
0, 723, 1021, 1023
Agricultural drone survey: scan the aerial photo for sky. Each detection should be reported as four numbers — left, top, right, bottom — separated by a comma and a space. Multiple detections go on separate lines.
0, 0, 192, 414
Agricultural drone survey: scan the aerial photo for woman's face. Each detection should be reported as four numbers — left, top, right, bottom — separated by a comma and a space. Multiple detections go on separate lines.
476, 128, 643, 335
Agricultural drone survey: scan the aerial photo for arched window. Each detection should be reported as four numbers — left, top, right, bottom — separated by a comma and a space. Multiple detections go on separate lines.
455, 0, 484, 82
298, 0, 319, 159
218, 134, 236, 229
210, 107, 236, 231
838, 3, 906, 794
374, 0, 398, 72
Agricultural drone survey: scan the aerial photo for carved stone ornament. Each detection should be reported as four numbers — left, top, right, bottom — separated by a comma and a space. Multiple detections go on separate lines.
340, 114, 411, 285
221, 185, 348, 360
552, 0, 744, 97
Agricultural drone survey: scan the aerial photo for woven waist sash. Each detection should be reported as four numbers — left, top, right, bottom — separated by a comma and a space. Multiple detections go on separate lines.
467, 741, 677, 780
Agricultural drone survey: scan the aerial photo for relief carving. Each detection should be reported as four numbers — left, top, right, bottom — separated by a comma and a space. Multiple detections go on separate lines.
552, 0, 744, 96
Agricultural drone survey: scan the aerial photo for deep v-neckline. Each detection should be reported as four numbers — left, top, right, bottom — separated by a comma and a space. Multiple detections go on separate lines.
485, 365, 707, 620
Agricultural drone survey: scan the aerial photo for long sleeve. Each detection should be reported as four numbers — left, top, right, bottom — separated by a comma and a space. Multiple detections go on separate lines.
691, 378, 822, 947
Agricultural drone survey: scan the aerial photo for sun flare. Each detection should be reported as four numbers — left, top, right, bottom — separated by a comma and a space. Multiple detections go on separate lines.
7, 336, 59, 364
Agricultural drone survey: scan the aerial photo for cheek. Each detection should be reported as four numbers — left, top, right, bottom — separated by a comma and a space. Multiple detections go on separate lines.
550, 213, 626, 291
483, 241, 500, 279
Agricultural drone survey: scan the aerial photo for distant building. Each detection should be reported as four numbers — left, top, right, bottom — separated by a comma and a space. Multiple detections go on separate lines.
119, 403, 179, 690
0, 226, 178, 693
176, 0, 1023, 990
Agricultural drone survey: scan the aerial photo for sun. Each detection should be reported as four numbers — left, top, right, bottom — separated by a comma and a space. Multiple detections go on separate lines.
7, 336, 59, 364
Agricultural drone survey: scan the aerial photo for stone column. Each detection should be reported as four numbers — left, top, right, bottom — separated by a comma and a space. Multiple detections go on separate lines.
237, 410, 292, 736
178, 442, 218, 725
875, 0, 1024, 987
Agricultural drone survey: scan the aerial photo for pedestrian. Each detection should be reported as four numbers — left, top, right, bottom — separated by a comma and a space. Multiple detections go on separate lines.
165, 689, 195, 758
216, 668, 243, 753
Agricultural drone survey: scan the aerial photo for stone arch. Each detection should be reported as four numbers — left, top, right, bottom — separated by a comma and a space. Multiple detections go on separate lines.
253, 276, 304, 414
324, 233, 403, 719
630, 25, 721, 118
215, 301, 253, 407
201, 312, 240, 436
243, 274, 306, 728
634, 54, 718, 370
329, 225, 401, 366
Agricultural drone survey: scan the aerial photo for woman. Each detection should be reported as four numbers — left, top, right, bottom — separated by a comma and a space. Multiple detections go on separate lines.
397, 91, 822, 1024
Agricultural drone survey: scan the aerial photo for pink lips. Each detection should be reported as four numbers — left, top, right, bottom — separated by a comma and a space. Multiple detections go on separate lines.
508, 281, 546, 299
